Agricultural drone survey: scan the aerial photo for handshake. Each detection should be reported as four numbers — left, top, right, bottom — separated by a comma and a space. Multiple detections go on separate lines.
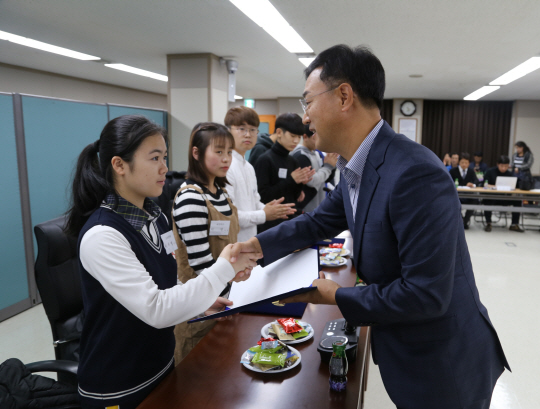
219, 238, 263, 283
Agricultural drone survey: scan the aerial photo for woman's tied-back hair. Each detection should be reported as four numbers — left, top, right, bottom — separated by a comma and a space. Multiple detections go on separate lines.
65, 115, 166, 236
186, 122, 235, 188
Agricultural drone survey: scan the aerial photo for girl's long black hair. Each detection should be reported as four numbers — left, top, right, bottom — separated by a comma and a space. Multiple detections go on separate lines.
65, 115, 165, 237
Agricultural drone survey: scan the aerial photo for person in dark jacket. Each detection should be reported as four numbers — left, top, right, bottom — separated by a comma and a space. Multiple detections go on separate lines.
254, 113, 315, 232
248, 132, 274, 166
483, 155, 524, 232
469, 151, 488, 184
450, 152, 479, 229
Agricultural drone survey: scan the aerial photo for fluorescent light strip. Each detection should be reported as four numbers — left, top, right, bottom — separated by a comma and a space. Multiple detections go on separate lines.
230, 0, 313, 53
105, 64, 168, 82
490, 57, 540, 86
463, 86, 500, 101
299, 57, 315, 67
0, 30, 100, 61
234, 95, 243, 100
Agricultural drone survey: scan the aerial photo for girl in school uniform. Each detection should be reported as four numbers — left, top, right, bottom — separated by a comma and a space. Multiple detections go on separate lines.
65, 115, 258, 409
172, 122, 242, 363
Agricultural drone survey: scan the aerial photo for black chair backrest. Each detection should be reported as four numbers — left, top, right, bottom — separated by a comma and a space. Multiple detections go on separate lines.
34, 215, 82, 362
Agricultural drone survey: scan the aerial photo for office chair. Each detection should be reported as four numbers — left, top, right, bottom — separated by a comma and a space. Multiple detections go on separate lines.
34, 215, 82, 385
0, 358, 79, 408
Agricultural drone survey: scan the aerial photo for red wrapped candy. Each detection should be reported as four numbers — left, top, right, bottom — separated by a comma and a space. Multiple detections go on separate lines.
277, 318, 303, 334
257, 337, 276, 345
329, 243, 343, 248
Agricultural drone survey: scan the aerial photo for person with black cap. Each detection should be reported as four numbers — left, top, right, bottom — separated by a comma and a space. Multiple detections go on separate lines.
253, 112, 315, 232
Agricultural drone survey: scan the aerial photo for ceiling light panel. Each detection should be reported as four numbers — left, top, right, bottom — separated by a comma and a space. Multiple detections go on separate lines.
0, 30, 100, 61
105, 64, 168, 82
299, 58, 315, 67
489, 57, 540, 86
463, 86, 500, 101
230, 0, 313, 53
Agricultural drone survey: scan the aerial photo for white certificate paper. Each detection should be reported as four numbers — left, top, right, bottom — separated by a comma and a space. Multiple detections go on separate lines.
228, 248, 318, 309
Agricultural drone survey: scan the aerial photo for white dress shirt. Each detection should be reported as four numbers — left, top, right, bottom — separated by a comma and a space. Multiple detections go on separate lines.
226, 150, 266, 242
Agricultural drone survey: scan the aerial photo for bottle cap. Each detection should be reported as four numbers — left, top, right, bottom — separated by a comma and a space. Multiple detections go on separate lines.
320, 335, 348, 350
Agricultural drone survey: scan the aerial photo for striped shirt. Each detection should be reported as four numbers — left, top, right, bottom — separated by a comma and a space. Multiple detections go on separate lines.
336, 119, 384, 220
172, 181, 232, 275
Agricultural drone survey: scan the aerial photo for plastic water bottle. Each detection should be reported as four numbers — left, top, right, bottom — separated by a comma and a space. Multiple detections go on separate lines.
329, 340, 348, 392
454, 178, 459, 188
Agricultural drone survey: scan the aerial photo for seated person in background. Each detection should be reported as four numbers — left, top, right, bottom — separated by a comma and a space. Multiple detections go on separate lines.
172, 123, 244, 363
254, 113, 315, 232
442, 153, 452, 171
291, 124, 338, 212
450, 152, 479, 229
450, 152, 460, 169
224, 106, 296, 242
469, 151, 488, 184
483, 155, 524, 233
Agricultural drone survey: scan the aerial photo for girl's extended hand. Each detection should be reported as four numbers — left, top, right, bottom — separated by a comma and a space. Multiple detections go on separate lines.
219, 243, 261, 274
205, 297, 234, 321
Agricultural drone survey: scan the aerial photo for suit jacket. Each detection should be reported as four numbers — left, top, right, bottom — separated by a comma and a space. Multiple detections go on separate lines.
256, 122, 509, 409
450, 166, 479, 186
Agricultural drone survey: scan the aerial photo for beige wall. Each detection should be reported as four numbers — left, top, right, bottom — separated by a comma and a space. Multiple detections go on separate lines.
512, 100, 540, 175
0, 63, 167, 109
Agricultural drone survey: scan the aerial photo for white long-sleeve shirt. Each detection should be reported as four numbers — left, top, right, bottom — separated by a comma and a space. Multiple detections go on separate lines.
80, 225, 235, 329
226, 150, 266, 242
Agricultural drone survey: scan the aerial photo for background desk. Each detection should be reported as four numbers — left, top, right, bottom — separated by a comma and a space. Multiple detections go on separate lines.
457, 187, 540, 214
138, 237, 371, 409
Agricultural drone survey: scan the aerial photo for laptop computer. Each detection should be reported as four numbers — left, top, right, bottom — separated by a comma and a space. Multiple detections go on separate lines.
495, 176, 518, 191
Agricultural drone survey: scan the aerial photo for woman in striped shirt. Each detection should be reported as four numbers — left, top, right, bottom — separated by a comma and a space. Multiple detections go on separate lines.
172, 123, 242, 363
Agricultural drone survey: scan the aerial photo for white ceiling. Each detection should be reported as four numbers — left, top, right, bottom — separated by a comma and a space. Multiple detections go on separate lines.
1, 0, 540, 101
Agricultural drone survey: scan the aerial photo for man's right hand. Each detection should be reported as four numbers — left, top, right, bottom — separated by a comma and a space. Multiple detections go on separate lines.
291, 167, 316, 184
263, 197, 296, 221
229, 238, 263, 264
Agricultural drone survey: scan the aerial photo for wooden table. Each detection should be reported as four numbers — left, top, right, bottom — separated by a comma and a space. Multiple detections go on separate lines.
457, 187, 540, 213
138, 237, 371, 409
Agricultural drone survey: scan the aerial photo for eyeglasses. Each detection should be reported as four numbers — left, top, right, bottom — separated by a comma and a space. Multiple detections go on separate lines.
299, 86, 338, 113
231, 126, 258, 135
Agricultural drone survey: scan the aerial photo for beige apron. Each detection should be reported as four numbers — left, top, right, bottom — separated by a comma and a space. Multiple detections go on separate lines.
172, 184, 239, 364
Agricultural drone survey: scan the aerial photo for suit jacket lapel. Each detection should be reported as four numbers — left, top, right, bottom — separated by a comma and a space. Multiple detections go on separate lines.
353, 161, 379, 264
352, 122, 394, 264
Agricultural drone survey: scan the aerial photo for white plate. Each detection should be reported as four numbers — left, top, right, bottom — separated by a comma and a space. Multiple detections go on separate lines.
319, 247, 351, 257
241, 345, 301, 373
320, 256, 347, 266
260, 321, 314, 344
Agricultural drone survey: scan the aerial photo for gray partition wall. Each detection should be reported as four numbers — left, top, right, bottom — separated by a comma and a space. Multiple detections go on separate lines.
0, 93, 168, 322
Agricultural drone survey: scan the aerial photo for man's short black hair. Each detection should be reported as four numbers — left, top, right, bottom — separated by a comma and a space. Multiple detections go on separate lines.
497, 155, 510, 165
304, 44, 385, 110
473, 151, 483, 157
275, 112, 304, 136
460, 152, 471, 162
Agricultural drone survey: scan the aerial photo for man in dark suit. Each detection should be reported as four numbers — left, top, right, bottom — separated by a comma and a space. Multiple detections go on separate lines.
450, 152, 480, 229
231, 45, 508, 409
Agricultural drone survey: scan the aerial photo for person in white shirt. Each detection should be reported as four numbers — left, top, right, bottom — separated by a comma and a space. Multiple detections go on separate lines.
224, 106, 296, 241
